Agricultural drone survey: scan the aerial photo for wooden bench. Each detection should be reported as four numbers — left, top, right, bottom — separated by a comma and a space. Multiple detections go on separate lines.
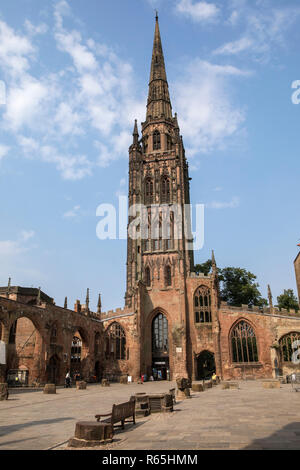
95, 401, 136, 430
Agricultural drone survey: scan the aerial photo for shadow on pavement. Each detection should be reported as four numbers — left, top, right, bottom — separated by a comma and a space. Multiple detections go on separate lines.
0, 417, 74, 437
242, 422, 300, 450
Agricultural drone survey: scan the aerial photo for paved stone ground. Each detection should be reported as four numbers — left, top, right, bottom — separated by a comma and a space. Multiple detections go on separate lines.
1, 380, 300, 450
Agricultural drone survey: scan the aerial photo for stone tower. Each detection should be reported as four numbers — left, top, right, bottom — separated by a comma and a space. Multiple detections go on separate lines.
125, 14, 194, 308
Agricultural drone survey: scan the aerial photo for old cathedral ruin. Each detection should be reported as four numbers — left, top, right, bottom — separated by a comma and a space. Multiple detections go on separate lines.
0, 16, 300, 387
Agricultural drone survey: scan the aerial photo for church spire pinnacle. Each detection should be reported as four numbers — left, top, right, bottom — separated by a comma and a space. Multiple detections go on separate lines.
146, 15, 172, 121
132, 119, 139, 146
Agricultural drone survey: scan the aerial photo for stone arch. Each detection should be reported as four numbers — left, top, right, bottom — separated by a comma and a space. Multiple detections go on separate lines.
164, 264, 172, 287
6, 312, 45, 386
229, 318, 259, 364
70, 326, 90, 380
153, 129, 161, 150
150, 309, 170, 380
195, 350, 216, 380
105, 322, 126, 361
160, 175, 170, 203
278, 331, 300, 363
194, 285, 212, 324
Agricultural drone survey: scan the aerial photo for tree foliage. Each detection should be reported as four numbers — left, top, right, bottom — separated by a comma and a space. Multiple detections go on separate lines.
277, 289, 299, 312
194, 260, 267, 307
219, 267, 267, 307
194, 260, 212, 276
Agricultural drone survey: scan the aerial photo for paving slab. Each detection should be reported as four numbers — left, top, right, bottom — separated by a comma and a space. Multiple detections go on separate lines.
1, 380, 300, 450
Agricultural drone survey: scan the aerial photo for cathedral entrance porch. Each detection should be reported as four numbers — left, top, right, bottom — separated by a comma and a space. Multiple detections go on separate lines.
196, 350, 216, 380
152, 357, 169, 380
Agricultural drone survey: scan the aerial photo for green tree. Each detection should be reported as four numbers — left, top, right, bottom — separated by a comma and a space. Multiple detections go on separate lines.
218, 267, 267, 307
194, 260, 212, 276
277, 289, 299, 312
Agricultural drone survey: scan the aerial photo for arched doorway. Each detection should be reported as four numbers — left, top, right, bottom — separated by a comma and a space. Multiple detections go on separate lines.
95, 361, 102, 382
7, 316, 41, 385
152, 313, 169, 380
196, 350, 216, 380
48, 355, 60, 385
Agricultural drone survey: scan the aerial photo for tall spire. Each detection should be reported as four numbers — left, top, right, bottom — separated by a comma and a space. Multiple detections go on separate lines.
146, 15, 172, 121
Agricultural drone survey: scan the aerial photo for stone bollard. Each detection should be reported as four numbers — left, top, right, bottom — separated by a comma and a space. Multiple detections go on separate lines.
68, 421, 114, 448
101, 379, 110, 387
163, 393, 173, 413
222, 382, 239, 390
130, 393, 150, 417
192, 383, 205, 392
176, 377, 191, 400
43, 384, 56, 394
0, 383, 9, 401
76, 381, 87, 390
262, 380, 280, 389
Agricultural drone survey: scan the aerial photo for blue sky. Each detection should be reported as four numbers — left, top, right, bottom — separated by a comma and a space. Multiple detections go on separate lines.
0, 0, 299, 311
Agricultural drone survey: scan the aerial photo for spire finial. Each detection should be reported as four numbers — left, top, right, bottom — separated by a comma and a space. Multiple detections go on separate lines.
97, 293, 102, 315
86, 288, 90, 311
6, 277, 11, 298
268, 284, 273, 308
64, 297, 68, 309
155, 10, 158, 21
37, 287, 41, 306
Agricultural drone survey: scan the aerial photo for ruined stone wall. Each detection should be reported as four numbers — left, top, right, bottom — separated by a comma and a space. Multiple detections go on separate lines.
0, 297, 103, 386
218, 305, 300, 380
186, 274, 220, 380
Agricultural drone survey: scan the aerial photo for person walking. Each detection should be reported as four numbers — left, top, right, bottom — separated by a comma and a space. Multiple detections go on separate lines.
65, 371, 71, 388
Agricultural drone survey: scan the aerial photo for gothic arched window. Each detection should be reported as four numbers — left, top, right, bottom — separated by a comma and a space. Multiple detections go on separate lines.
145, 267, 151, 287
153, 130, 161, 150
152, 313, 168, 355
279, 332, 300, 362
165, 265, 172, 287
105, 323, 126, 360
71, 336, 82, 365
194, 286, 212, 323
161, 176, 170, 203
166, 134, 172, 150
230, 321, 258, 363
145, 178, 154, 205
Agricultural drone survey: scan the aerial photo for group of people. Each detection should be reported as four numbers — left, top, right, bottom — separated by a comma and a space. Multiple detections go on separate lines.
65, 371, 81, 388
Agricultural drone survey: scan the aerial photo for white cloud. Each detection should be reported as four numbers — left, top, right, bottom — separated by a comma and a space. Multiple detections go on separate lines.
0, 19, 34, 77
0, 145, 10, 160
0, 1, 145, 178
214, 37, 254, 56
176, 0, 220, 23
4, 77, 49, 131
216, 3, 300, 61
24, 20, 48, 36
173, 60, 249, 156
0, 230, 35, 256
63, 205, 81, 218
207, 197, 240, 209
21, 230, 35, 241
